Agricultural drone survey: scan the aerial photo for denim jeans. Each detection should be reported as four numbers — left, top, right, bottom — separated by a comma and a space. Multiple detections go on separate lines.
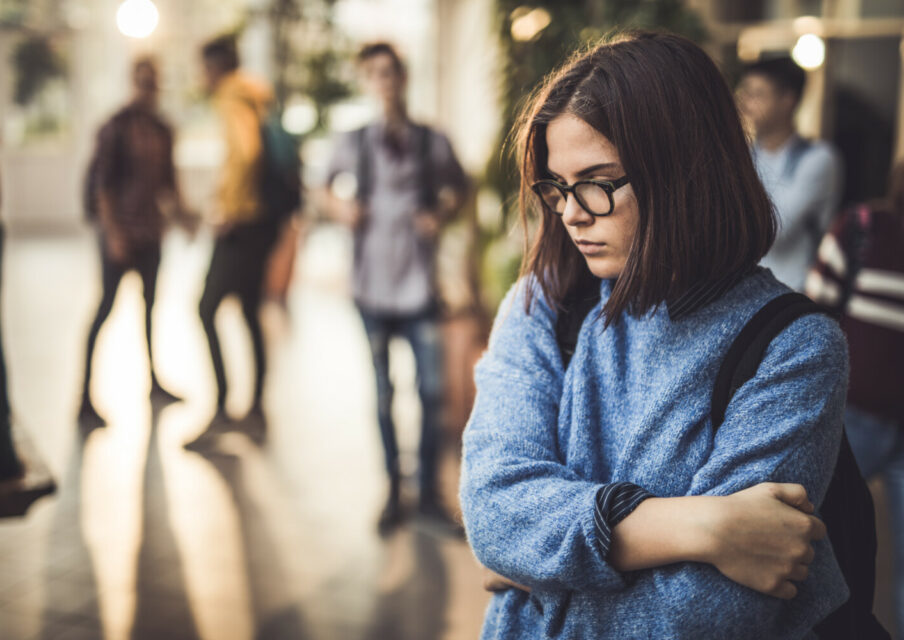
844, 405, 904, 638
358, 307, 444, 500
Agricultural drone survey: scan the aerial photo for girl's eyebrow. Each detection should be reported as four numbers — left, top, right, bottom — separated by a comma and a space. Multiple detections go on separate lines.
546, 162, 622, 182
576, 162, 622, 177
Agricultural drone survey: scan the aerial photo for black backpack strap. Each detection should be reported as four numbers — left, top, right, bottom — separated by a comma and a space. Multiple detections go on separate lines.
783, 136, 812, 181
712, 292, 889, 639
354, 125, 371, 202
415, 124, 437, 210
554, 274, 601, 369
711, 293, 824, 430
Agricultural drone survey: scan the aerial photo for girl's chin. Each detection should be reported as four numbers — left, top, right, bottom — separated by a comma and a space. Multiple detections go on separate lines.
584, 256, 624, 280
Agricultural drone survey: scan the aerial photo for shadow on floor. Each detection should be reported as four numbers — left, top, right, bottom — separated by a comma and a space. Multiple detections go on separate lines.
360, 529, 449, 640
38, 428, 104, 639
201, 425, 314, 640
130, 404, 201, 640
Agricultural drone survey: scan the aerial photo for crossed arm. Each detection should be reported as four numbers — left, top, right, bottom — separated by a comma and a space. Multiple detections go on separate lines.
483, 481, 824, 599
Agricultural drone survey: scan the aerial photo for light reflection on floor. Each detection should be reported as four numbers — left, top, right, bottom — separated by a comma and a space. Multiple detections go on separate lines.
0, 225, 489, 640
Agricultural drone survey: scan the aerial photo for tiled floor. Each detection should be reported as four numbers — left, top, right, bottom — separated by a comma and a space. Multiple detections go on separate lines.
0, 225, 490, 640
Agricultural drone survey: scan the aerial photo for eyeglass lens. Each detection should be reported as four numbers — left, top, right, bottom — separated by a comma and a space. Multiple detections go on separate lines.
536, 182, 612, 215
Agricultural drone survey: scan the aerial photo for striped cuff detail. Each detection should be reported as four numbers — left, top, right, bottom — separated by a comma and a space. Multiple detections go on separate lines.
593, 483, 655, 560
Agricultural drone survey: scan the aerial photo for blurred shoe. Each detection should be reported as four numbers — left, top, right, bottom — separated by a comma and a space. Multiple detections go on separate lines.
240, 403, 267, 445
377, 473, 404, 536
183, 408, 232, 451
416, 496, 465, 539
150, 381, 183, 404
77, 400, 105, 431
377, 497, 405, 536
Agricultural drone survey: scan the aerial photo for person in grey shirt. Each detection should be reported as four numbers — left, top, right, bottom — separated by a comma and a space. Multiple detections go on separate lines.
738, 57, 843, 291
322, 42, 468, 534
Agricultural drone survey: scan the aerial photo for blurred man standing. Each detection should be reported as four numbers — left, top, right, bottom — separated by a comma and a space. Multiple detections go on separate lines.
0, 168, 23, 479
187, 36, 278, 447
79, 57, 187, 426
322, 43, 468, 534
738, 57, 843, 291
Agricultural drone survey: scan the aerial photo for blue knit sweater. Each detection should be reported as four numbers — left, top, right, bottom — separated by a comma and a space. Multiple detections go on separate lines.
460, 269, 849, 639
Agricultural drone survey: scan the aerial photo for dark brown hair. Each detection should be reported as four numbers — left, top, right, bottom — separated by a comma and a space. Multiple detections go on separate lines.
742, 56, 806, 105
202, 35, 239, 73
357, 42, 405, 75
132, 55, 158, 90
515, 30, 776, 323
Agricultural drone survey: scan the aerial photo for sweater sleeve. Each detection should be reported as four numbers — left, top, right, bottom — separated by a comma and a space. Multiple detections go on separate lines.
558, 312, 849, 639
459, 281, 633, 592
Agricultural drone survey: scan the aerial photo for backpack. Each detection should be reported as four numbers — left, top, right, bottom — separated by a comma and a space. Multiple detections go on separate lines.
258, 111, 302, 223
556, 285, 889, 639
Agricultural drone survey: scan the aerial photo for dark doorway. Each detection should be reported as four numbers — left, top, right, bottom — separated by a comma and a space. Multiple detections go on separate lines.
824, 36, 901, 206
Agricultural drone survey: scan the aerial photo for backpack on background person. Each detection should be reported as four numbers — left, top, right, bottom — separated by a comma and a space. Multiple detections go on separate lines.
258, 110, 302, 224
257, 108, 303, 303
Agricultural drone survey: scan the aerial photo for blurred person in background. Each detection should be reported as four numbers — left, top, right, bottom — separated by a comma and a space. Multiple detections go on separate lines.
321, 42, 468, 534
79, 56, 190, 427
737, 57, 843, 291
0, 167, 23, 480
186, 36, 279, 448
807, 161, 904, 638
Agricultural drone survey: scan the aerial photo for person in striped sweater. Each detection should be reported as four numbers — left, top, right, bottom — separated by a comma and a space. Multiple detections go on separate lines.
807, 162, 904, 638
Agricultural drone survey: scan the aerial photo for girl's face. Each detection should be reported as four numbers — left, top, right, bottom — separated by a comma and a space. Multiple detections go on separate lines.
545, 113, 639, 280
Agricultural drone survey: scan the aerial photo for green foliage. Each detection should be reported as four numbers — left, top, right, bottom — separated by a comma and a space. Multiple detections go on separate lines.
0, 0, 28, 26
298, 48, 352, 130
11, 35, 65, 107
268, 0, 352, 128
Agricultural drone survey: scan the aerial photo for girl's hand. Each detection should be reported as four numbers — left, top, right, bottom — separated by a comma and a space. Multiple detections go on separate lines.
699, 482, 826, 599
482, 568, 530, 593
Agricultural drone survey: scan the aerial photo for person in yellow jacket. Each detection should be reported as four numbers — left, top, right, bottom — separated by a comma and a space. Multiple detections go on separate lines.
187, 36, 279, 448
210, 63, 271, 225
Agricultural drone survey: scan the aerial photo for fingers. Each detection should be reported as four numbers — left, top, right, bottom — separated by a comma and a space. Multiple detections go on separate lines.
484, 577, 530, 593
772, 581, 799, 600
483, 577, 509, 592
768, 483, 814, 513
482, 569, 508, 592
482, 569, 525, 593
769, 565, 808, 599
788, 564, 809, 582
801, 545, 816, 565
807, 515, 827, 541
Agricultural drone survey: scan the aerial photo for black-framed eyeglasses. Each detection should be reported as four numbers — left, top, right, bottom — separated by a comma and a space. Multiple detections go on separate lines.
531, 176, 630, 217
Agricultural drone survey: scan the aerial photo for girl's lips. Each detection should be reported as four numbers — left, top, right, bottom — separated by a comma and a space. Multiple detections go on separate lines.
575, 240, 607, 256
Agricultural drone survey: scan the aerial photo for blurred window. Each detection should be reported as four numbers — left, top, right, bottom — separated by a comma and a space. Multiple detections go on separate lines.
861, 0, 904, 17
716, 0, 824, 22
